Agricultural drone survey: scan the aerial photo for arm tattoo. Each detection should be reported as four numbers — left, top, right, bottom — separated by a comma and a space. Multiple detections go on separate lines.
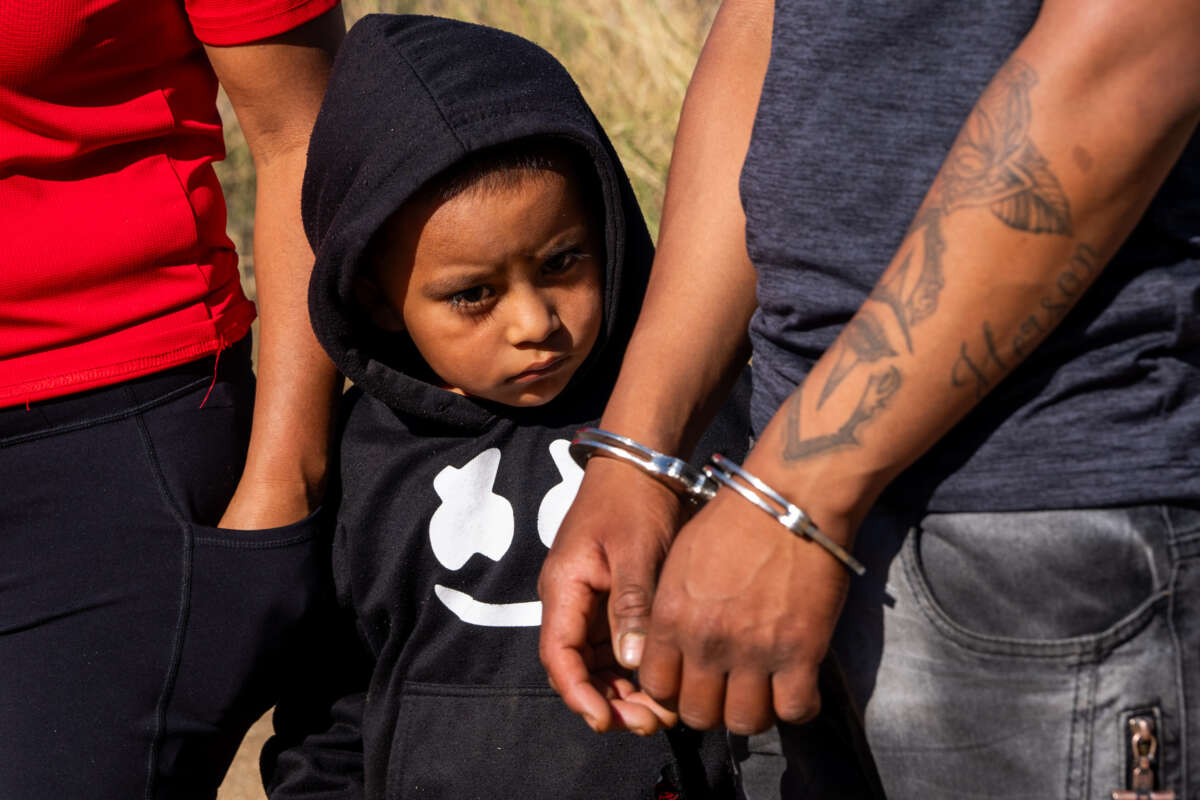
817, 311, 897, 408
787, 59, 1080, 465
950, 322, 1008, 399
904, 210, 948, 325
785, 367, 902, 461
950, 243, 1099, 396
870, 209, 947, 353
936, 59, 1072, 234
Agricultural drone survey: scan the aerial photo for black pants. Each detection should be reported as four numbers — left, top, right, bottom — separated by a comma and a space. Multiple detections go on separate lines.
0, 340, 333, 799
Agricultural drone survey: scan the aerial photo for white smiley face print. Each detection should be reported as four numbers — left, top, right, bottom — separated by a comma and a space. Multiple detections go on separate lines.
429, 439, 583, 627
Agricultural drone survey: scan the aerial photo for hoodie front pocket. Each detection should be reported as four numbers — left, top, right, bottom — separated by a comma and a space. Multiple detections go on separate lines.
388, 684, 675, 800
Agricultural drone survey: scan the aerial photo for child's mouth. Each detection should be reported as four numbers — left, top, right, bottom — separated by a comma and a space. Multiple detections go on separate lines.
509, 355, 568, 383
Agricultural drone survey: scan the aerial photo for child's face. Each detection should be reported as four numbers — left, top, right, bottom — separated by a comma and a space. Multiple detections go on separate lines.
371, 167, 604, 407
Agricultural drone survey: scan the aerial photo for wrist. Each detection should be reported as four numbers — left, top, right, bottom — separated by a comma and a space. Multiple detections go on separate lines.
704, 453, 865, 574
239, 446, 329, 505
582, 454, 683, 514
595, 404, 691, 459
736, 438, 890, 549
572, 428, 716, 504
220, 473, 321, 530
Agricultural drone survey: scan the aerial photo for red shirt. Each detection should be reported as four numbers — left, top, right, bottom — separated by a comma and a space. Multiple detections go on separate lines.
0, 0, 338, 407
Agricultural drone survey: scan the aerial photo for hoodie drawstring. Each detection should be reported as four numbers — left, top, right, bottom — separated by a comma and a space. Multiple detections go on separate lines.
198, 339, 224, 409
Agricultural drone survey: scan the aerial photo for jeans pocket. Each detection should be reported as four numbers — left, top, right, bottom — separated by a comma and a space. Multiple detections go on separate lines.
903, 508, 1167, 659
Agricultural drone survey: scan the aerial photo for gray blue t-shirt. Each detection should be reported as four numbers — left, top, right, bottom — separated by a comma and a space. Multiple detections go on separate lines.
741, 0, 1200, 511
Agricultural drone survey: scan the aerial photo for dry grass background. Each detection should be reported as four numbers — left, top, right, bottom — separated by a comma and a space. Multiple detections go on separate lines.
214, 1, 715, 797
215, 0, 717, 298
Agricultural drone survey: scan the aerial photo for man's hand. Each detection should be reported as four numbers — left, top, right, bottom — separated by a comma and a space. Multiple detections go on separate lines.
636, 488, 852, 735
538, 457, 684, 734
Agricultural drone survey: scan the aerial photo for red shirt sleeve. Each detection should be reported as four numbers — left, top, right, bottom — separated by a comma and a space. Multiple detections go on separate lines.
185, 0, 340, 46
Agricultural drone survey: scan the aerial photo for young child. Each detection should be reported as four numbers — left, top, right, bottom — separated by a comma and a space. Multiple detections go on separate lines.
264, 14, 749, 800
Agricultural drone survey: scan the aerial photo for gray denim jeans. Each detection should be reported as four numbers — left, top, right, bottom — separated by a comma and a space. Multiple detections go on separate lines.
736, 505, 1200, 799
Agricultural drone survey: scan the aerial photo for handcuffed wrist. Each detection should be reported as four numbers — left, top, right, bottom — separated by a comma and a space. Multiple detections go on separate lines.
569, 429, 865, 576
569, 427, 716, 504
703, 454, 865, 576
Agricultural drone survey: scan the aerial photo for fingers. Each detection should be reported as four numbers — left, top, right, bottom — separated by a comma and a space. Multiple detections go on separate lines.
641, 661, 813, 734
724, 669, 773, 735
540, 638, 612, 731
617, 691, 680, 732
641, 635, 743, 732
599, 469, 677, 671
607, 566, 656, 669
635, 635, 682, 710
771, 662, 822, 725
630, 489, 840, 734
538, 575, 613, 732
593, 674, 680, 735
607, 698, 667, 736
676, 661, 727, 730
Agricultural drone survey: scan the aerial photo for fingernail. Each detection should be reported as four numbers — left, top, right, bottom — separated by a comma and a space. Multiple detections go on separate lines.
582, 713, 598, 731
619, 632, 645, 667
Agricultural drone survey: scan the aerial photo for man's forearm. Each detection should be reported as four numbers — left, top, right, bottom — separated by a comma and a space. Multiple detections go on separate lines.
598, 0, 772, 457
744, 3, 1200, 530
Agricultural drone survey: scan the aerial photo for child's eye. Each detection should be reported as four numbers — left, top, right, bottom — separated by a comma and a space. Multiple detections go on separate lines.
447, 285, 493, 311
543, 248, 587, 275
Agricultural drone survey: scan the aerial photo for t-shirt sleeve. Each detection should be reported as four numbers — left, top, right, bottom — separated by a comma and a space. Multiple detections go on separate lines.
185, 0, 340, 46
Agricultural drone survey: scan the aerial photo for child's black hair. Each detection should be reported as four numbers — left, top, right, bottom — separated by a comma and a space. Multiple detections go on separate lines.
418, 136, 597, 206
366, 135, 603, 280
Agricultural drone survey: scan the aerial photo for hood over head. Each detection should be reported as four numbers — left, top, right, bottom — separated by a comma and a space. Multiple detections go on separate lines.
303, 14, 653, 431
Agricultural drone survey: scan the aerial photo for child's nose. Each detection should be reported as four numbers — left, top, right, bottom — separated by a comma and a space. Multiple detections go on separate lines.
506, 286, 560, 346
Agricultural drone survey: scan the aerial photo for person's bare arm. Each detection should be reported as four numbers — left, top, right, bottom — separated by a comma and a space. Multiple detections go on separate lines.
204, 8, 345, 530
635, 0, 1200, 734
538, 0, 771, 733
602, 0, 770, 455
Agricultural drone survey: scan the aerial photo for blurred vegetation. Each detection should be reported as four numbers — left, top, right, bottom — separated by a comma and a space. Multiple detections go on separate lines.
213, 0, 718, 302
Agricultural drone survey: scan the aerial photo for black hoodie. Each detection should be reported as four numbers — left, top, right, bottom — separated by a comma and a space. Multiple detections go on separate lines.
272, 14, 748, 800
